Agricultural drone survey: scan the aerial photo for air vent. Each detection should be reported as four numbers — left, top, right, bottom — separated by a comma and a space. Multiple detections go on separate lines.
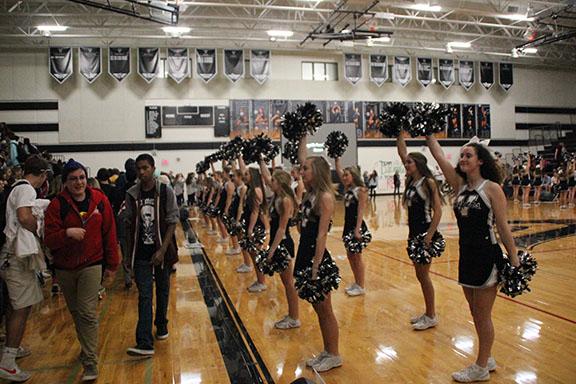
507, 5, 520, 13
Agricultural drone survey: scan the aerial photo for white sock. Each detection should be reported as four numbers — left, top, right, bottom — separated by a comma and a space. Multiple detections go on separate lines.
0, 347, 18, 369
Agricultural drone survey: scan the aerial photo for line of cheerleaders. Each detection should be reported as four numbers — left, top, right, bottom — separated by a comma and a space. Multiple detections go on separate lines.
193, 130, 534, 383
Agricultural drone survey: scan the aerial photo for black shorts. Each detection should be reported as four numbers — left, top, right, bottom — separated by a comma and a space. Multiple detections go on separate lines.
532, 178, 542, 187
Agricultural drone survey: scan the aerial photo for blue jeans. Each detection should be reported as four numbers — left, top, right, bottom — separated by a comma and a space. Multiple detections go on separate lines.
133, 259, 170, 349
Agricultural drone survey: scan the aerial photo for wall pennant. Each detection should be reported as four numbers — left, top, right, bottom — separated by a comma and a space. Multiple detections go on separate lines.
499, 62, 513, 91
196, 48, 217, 83
438, 58, 455, 89
167, 48, 190, 83
138, 48, 159, 83
49, 47, 73, 84
250, 49, 271, 85
459, 60, 475, 91
480, 62, 494, 90
224, 49, 244, 83
416, 57, 433, 87
79, 47, 101, 83
108, 47, 130, 82
369, 54, 388, 87
392, 56, 412, 87
344, 53, 362, 85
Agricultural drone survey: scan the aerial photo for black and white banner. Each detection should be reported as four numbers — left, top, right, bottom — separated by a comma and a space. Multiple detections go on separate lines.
344, 53, 362, 85
108, 47, 130, 82
392, 56, 412, 87
499, 63, 513, 91
480, 62, 494, 90
416, 57, 433, 87
49, 47, 73, 84
223, 49, 244, 83
250, 49, 271, 85
79, 47, 101, 83
459, 60, 475, 91
438, 59, 455, 89
167, 48, 189, 83
369, 54, 388, 87
196, 48, 217, 83
138, 48, 159, 83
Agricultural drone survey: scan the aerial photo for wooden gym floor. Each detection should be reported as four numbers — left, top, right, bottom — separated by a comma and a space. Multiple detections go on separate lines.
11, 196, 576, 383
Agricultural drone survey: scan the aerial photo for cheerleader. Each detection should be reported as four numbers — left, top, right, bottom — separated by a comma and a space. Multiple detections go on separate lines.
225, 168, 245, 256
511, 164, 521, 202
214, 164, 235, 244
258, 158, 300, 329
426, 134, 520, 383
295, 135, 342, 372
237, 156, 267, 292
290, 165, 305, 206
209, 169, 228, 241
520, 158, 532, 209
558, 167, 569, 209
532, 160, 543, 205
204, 175, 218, 235
396, 134, 443, 330
567, 159, 575, 208
334, 157, 369, 296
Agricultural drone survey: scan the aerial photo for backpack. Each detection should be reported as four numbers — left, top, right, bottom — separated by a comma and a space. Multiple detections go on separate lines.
0, 180, 30, 249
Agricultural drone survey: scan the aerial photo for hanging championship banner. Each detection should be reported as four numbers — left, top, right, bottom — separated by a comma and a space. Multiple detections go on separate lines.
250, 49, 271, 85
138, 48, 159, 83
167, 48, 189, 83
108, 47, 130, 82
196, 48, 217, 83
79, 47, 101, 83
369, 54, 387, 87
499, 62, 513, 91
480, 62, 494, 90
49, 47, 73, 84
416, 57, 433, 87
392, 56, 411, 87
344, 53, 362, 85
223, 49, 244, 83
438, 59, 455, 89
459, 60, 475, 91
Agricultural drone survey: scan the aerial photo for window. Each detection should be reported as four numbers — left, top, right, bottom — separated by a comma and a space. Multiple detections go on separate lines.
302, 62, 338, 81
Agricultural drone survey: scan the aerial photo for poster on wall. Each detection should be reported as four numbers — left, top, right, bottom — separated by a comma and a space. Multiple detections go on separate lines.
196, 48, 217, 83
480, 62, 494, 90
288, 100, 306, 112
79, 47, 101, 83
215, 106, 230, 137
416, 57, 433, 87
167, 48, 190, 83
252, 100, 270, 134
108, 47, 130, 82
499, 63, 513, 91
459, 60, 475, 91
392, 56, 412, 87
438, 59, 455, 89
326, 101, 345, 123
348, 102, 364, 139
223, 49, 244, 83
270, 100, 288, 139
344, 53, 362, 85
462, 104, 477, 138
447, 104, 462, 138
49, 47, 73, 84
138, 48, 159, 83
145, 105, 162, 138
230, 99, 250, 136
251, 49, 271, 85
476, 104, 491, 138
369, 54, 388, 86
363, 102, 382, 138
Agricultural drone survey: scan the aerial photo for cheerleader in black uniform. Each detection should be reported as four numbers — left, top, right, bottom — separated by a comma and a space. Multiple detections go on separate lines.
290, 165, 305, 206
295, 135, 342, 373
558, 167, 569, 209
225, 168, 246, 256
567, 159, 575, 208
212, 163, 234, 245
520, 158, 532, 209
335, 157, 369, 296
426, 134, 520, 383
532, 160, 543, 205
396, 134, 443, 330
238, 155, 268, 292
511, 165, 521, 202
258, 159, 300, 329
204, 175, 218, 235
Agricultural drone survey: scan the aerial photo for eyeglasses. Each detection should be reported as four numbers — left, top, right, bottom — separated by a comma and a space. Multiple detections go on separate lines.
67, 175, 86, 182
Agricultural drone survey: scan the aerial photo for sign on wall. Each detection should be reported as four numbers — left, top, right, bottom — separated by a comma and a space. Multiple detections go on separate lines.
417, 57, 433, 87
145, 105, 162, 138
392, 56, 411, 87
438, 59, 455, 89
224, 49, 244, 83
196, 48, 217, 83
167, 48, 190, 84
79, 47, 101, 83
480, 62, 494, 90
499, 63, 514, 91
251, 49, 271, 84
138, 48, 159, 83
369, 54, 388, 86
108, 47, 131, 82
49, 47, 73, 84
344, 53, 362, 85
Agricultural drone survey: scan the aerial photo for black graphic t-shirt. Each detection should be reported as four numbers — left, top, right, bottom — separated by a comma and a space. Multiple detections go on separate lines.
137, 188, 156, 260
73, 197, 90, 221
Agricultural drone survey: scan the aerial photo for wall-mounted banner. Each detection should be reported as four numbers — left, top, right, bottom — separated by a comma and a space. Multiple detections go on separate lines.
438, 59, 455, 89
108, 47, 130, 82
251, 49, 271, 85
270, 100, 288, 140
459, 60, 475, 91
167, 48, 190, 84
480, 62, 494, 90
369, 54, 388, 87
138, 48, 159, 83
49, 47, 73, 84
214, 106, 231, 137
462, 104, 477, 138
344, 53, 362, 85
145, 105, 162, 138
416, 57, 433, 87
196, 48, 217, 83
476, 104, 491, 138
79, 47, 101, 83
223, 49, 244, 83
499, 62, 513, 91
392, 56, 411, 87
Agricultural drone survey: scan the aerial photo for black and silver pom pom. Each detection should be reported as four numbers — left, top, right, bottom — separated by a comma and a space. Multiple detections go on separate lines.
342, 228, 372, 254
294, 256, 341, 304
254, 245, 291, 276
498, 250, 538, 298
196, 160, 209, 174
239, 224, 267, 254
324, 131, 349, 159
406, 232, 445, 264
282, 141, 300, 165
297, 102, 324, 135
281, 111, 306, 142
408, 102, 450, 138
378, 102, 412, 138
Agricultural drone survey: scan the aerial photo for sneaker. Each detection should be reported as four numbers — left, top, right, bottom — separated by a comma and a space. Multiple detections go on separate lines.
98, 286, 105, 300
236, 264, 252, 273
184, 242, 196, 249
247, 282, 267, 293
217, 237, 229, 244
452, 364, 490, 382
16, 346, 31, 359
346, 285, 365, 297
560, 205, 567, 210
126, 347, 155, 357
81, 365, 98, 381
274, 316, 301, 330
192, 242, 204, 249
314, 353, 343, 372
487, 357, 496, 372
522, 203, 531, 209
0, 365, 31, 382
410, 314, 426, 324
156, 331, 169, 340
412, 315, 438, 330
306, 351, 329, 367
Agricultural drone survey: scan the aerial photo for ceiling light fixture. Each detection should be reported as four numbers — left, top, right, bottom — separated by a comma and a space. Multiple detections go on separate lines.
511, 48, 519, 58
162, 26, 191, 34
37, 25, 68, 32
375, 12, 395, 20
523, 47, 538, 54
411, 3, 442, 12
373, 36, 391, 43
267, 30, 294, 38
447, 41, 471, 49
501, 14, 535, 22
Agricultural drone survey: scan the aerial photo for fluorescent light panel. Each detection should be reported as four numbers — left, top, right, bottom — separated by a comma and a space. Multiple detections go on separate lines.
447, 41, 471, 48
37, 25, 68, 31
523, 47, 538, 54
501, 14, 534, 21
411, 4, 442, 12
162, 26, 191, 34
267, 30, 294, 37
